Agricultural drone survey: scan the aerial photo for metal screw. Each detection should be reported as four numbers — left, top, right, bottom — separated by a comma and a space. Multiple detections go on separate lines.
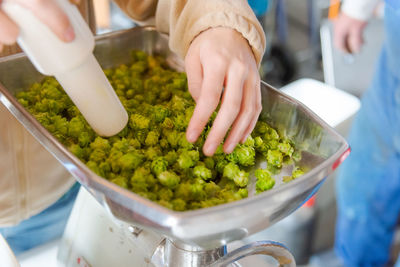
128, 225, 142, 237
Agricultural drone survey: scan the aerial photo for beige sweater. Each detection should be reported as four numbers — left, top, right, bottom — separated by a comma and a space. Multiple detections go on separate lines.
115, 0, 266, 65
0, 104, 75, 226
0, 0, 265, 226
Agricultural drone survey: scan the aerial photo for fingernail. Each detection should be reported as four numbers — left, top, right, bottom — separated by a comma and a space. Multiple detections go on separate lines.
204, 143, 217, 156
225, 143, 236, 154
241, 134, 249, 144
64, 26, 75, 42
186, 130, 197, 143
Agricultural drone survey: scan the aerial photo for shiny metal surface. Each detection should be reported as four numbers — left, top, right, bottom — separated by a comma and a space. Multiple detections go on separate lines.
151, 238, 294, 267
151, 239, 226, 267
210, 241, 295, 267
0, 27, 349, 250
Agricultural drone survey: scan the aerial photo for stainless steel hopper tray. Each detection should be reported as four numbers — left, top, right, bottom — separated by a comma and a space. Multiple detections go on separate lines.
0, 27, 349, 250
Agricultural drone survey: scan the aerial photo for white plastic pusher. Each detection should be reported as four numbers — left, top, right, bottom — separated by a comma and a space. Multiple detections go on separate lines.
2, 0, 128, 136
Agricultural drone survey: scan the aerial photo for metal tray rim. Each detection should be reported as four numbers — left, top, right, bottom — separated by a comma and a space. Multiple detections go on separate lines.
0, 26, 349, 227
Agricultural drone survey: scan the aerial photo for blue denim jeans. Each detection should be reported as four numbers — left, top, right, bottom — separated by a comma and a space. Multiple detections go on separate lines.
335, 4, 400, 266
0, 183, 80, 255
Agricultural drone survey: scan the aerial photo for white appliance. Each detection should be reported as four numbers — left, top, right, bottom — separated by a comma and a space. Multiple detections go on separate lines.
57, 188, 275, 267
0, 234, 19, 267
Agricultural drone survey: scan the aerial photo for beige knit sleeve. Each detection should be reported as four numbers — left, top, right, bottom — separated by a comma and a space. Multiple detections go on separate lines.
113, 0, 158, 21
155, 0, 266, 66
115, 0, 266, 66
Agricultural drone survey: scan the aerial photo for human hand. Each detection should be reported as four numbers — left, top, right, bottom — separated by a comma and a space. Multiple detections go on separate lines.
185, 27, 261, 156
0, 0, 76, 52
333, 12, 367, 54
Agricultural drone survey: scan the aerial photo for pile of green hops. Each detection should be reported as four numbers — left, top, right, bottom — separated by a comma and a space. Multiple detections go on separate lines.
16, 50, 303, 211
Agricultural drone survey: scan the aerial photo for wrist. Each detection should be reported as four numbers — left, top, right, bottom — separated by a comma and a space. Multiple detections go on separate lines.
341, 0, 378, 21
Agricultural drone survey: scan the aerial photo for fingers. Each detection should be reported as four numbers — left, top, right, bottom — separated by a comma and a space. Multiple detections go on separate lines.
333, 17, 352, 53
16, 0, 75, 42
333, 13, 367, 54
184, 27, 261, 156
0, 11, 19, 45
333, 21, 348, 53
241, 79, 261, 143
0, 0, 74, 51
185, 46, 203, 102
222, 71, 258, 154
348, 28, 364, 54
203, 63, 246, 156
186, 60, 225, 144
